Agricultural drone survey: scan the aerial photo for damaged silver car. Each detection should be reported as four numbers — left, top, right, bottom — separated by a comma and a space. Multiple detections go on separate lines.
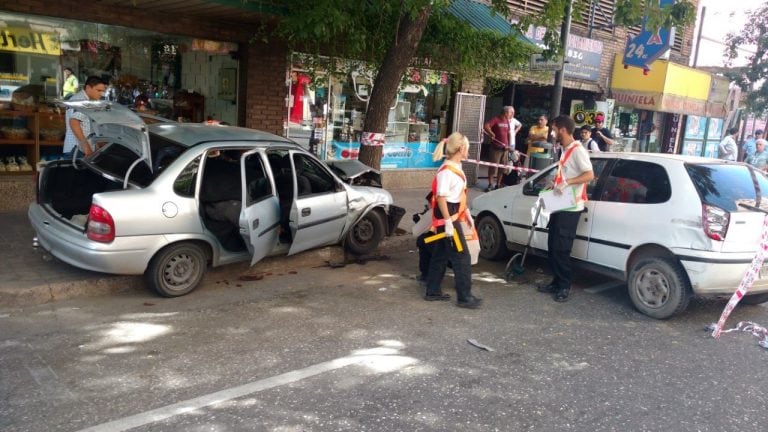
29, 101, 401, 297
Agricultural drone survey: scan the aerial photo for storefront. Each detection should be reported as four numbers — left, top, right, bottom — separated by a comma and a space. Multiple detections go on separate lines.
609, 54, 713, 155
0, 11, 241, 174
286, 54, 453, 170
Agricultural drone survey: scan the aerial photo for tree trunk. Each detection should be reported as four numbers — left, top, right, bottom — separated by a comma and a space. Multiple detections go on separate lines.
358, 6, 432, 170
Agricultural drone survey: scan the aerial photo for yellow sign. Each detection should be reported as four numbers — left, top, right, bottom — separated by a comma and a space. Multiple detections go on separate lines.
0, 28, 61, 56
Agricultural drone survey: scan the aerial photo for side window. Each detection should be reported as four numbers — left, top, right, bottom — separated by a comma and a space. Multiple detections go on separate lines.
586, 158, 609, 200
601, 160, 671, 204
524, 166, 558, 196
244, 153, 273, 205
293, 153, 337, 196
173, 155, 200, 197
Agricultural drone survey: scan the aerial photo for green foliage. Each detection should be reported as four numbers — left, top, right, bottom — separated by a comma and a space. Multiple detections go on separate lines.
725, 2, 768, 115
614, 0, 696, 30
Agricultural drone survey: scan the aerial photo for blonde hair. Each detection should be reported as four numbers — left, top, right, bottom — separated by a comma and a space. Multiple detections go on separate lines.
432, 132, 469, 162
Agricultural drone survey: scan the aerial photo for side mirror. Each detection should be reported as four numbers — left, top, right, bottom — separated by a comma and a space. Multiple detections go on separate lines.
522, 180, 536, 196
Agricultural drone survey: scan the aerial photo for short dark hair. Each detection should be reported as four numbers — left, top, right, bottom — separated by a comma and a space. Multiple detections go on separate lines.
728, 127, 739, 135
64, 67, 73, 73
580, 125, 591, 133
756, 129, 764, 135
84, 76, 106, 88
552, 115, 576, 135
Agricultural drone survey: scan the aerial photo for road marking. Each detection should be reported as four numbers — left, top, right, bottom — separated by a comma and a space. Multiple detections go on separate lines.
584, 281, 624, 294
76, 347, 413, 432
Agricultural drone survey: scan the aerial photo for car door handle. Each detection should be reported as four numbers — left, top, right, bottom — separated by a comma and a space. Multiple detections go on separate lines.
252, 219, 259, 230
301, 207, 311, 217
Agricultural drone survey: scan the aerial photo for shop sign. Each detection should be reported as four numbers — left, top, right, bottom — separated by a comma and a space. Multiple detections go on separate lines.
0, 73, 29, 82
0, 27, 60, 55
525, 26, 603, 82
659, 93, 706, 117
612, 90, 662, 111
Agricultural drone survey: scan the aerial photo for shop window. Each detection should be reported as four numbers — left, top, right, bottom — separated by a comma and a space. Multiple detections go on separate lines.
601, 160, 670, 204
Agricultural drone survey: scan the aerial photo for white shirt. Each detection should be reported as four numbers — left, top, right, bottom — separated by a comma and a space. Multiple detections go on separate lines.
63, 91, 90, 153
718, 135, 737, 161
508, 117, 522, 149
559, 141, 593, 212
436, 161, 466, 203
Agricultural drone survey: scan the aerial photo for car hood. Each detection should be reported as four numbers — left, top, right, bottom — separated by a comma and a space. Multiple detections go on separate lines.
65, 101, 151, 164
326, 159, 382, 187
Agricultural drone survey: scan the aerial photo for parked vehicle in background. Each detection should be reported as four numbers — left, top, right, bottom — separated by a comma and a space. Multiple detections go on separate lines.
29, 102, 400, 297
471, 152, 768, 319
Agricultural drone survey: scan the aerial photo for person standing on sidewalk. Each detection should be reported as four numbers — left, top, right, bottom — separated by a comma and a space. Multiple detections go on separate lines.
483, 106, 521, 192
424, 132, 482, 309
63, 76, 107, 159
538, 115, 594, 302
718, 127, 739, 161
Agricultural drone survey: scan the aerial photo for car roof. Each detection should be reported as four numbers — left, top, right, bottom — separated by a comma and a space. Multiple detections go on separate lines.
147, 123, 294, 148
595, 152, 736, 165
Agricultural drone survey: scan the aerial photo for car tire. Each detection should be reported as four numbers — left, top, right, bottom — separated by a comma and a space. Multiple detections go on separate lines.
741, 293, 768, 305
628, 256, 690, 319
345, 209, 385, 255
476, 214, 509, 260
145, 242, 208, 297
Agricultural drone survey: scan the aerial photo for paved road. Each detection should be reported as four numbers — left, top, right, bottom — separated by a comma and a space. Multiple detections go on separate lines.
1, 253, 766, 432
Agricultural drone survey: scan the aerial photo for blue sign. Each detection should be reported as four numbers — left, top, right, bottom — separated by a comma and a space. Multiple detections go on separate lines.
623, 0, 675, 71
328, 140, 442, 169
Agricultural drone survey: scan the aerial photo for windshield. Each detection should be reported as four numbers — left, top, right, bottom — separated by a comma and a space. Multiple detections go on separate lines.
685, 163, 768, 212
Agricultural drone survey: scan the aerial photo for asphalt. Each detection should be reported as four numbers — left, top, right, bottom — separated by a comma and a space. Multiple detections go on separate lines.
0, 185, 487, 307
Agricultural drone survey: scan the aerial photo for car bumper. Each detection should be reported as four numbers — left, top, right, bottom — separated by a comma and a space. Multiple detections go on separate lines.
28, 204, 167, 275
676, 249, 768, 296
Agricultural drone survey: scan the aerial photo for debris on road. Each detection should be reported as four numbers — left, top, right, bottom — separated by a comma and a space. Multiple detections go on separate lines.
467, 338, 495, 352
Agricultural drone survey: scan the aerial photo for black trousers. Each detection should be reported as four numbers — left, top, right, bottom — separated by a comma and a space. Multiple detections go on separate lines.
547, 210, 581, 292
425, 203, 473, 302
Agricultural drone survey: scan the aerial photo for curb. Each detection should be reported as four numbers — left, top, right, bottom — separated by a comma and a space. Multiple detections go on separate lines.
0, 233, 418, 308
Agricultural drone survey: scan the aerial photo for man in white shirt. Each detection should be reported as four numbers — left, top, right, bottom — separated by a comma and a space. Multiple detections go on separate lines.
718, 127, 739, 161
63, 76, 106, 159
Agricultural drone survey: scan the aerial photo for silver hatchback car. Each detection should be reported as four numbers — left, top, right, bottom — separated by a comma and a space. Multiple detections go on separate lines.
29, 102, 399, 297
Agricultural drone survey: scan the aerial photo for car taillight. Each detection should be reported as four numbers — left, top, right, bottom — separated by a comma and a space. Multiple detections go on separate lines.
702, 204, 729, 241
87, 204, 115, 243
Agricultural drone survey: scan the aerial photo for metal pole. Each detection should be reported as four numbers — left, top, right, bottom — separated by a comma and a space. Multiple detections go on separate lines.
587, 0, 595, 38
550, 0, 573, 120
693, 6, 706, 67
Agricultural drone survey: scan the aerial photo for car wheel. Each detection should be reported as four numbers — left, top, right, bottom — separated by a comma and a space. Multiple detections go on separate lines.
145, 242, 208, 297
627, 257, 690, 319
345, 210, 385, 255
741, 293, 768, 305
476, 214, 508, 260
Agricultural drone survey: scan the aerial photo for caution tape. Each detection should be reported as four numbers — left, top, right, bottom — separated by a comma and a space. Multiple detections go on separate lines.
710, 214, 768, 339
710, 321, 768, 349
361, 132, 386, 146
465, 158, 541, 175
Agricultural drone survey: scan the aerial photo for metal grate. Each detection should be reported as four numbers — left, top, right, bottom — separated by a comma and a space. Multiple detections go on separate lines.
453, 92, 487, 186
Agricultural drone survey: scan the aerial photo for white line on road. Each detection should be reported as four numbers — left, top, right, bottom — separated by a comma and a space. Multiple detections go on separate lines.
76, 356, 363, 432
584, 281, 625, 294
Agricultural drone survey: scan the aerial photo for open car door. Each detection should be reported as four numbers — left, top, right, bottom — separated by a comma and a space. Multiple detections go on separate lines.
239, 150, 280, 265
288, 151, 348, 255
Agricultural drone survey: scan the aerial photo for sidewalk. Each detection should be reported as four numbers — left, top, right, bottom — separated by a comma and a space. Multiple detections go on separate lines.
0, 185, 488, 307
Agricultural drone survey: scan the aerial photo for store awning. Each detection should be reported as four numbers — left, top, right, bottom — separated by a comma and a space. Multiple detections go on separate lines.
447, 0, 536, 45
610, 54, 711, 117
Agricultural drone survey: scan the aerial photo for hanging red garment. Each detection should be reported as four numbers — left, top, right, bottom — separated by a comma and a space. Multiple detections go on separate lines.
290, 73, 310, 124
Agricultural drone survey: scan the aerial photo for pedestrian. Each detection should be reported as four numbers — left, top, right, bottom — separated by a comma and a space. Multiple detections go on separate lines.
483, 106, 522, 192
538, 115, 594, 302
579, 125, 600, 152
590, 115, 614, 151
637, 111, 655, 152
61, 67, 79, 100
743, 129, 763, 161
424, 132, 482, 309
718, 127, 739, 161
526, 114, 551, 148
746, 138, 768, 171
63, 76, 107, 159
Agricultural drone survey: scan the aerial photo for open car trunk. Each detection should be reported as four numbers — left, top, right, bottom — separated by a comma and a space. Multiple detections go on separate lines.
38, 160, 124, 226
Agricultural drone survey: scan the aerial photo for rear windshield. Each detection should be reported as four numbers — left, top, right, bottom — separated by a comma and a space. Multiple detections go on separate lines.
686, 163, 768, 212
89, 144, 153, 188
